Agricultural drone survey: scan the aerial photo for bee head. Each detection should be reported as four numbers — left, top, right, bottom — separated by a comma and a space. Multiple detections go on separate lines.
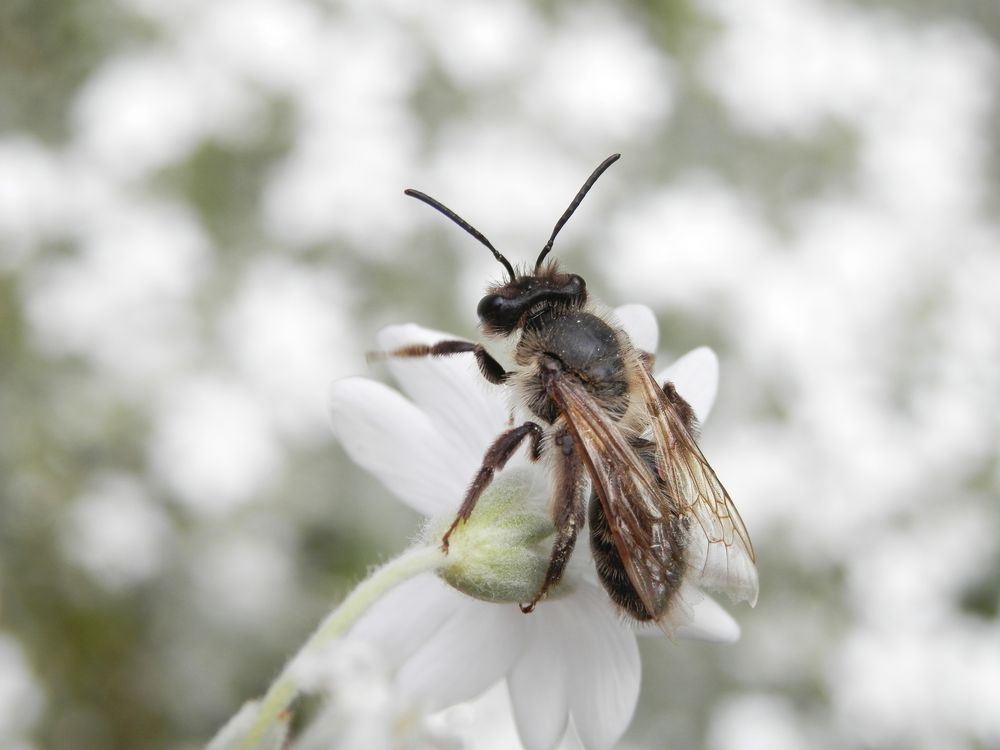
477, 265, 587, 336
404, 154, 620, 335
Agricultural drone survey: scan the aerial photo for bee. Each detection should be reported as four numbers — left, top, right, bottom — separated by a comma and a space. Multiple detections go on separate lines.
391, 154, 758, 626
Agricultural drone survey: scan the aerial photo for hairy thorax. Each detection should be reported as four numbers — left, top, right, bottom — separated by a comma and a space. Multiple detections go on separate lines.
514, 309, 630, 424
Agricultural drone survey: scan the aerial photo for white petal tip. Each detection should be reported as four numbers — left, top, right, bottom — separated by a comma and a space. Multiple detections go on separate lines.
612, 303, 659, 354
676, 595, 742, 643
327, 376, 368, 425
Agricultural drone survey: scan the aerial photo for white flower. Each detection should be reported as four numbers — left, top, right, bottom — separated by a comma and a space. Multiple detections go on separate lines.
328, 304, 743, 750
290, 641, 463, 750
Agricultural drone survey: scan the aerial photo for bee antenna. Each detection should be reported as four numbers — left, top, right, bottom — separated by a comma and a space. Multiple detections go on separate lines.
535, 153, 621, 271
404, 188, 516, 282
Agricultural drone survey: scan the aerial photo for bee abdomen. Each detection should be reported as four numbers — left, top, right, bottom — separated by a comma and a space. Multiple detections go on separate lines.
588, 495, 655, 621
588, 442, 688, 621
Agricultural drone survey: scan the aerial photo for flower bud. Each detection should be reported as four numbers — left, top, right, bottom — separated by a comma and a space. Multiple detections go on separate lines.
426, 469, 555, 604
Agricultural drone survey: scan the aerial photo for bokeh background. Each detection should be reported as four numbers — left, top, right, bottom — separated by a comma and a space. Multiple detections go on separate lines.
2, 0, 999, 748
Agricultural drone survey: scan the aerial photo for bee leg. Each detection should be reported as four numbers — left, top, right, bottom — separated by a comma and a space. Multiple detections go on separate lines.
520, 427, 586, 613
441, 421, 544, 552
661, 381, 699, 435
380, 340, 508, 384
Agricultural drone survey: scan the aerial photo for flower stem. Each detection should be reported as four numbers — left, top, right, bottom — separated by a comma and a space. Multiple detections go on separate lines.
234, 543, 447, 750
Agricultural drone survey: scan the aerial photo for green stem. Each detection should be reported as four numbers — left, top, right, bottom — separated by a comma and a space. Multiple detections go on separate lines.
234, 544, 446, 750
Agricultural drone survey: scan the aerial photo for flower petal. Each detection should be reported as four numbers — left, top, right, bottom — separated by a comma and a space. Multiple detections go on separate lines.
612, 304, 658, 353
632, 590, 742, 643
563, 585, 641, 750
676, 593, 741, 643
507, 610, 572, 750
346, 573, 458, 667
376, 323, 510, 464
395, 597, 527, 711
657, 346, 719, 423
438, 682, 528, 750
328, 377, 464, 516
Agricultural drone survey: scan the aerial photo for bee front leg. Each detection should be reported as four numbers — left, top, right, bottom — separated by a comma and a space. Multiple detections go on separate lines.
441, 421, 544, 552
520, 426, 586, 613
380, 340, 509, 384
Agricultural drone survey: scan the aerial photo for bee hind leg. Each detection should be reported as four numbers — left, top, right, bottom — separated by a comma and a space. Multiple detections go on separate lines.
376, 340, 508, 384
520, 426, 586, 613
441, 421, 544, 551
661, 380, 699, 435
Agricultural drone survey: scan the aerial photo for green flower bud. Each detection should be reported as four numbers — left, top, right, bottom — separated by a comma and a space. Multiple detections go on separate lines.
427, 469, 556, 604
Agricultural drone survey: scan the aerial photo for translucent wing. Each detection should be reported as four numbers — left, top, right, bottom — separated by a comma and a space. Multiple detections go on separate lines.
546, 371, 691, 623
634, 364, 759, 606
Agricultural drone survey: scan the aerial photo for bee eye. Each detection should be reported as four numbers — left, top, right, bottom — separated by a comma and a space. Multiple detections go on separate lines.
477, 293, 511, 323
566, 274, 586, 296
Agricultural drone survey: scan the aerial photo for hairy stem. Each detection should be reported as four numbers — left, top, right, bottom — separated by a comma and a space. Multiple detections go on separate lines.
232, 544, 447, 750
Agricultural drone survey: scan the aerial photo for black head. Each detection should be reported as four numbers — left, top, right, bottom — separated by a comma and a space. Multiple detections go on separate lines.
404, 154, 620, 334
476, 265, 587, 336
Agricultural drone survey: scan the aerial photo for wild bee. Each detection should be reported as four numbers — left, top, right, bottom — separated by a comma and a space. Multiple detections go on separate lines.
391, 154, 758, 626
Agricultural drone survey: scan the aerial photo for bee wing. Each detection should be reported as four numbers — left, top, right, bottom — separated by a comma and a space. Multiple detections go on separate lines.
547, 372, 689, 623
635, 365, 759, 607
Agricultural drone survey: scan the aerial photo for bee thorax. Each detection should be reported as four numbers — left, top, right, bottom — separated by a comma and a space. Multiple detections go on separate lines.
518, 310, 629, 424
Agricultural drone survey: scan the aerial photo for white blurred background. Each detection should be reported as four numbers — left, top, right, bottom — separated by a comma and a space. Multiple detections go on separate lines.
1, 1, 998, 748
